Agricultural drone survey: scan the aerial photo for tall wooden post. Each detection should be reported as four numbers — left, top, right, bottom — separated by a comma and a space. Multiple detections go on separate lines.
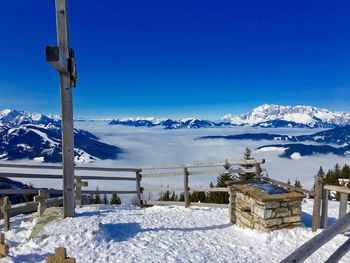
320, 189, 329, 229
312, 175, 323, 232
183, 168, 190, 208
136, 171, 143, 208
339, 193, 348, 219
46, 0, 76, 218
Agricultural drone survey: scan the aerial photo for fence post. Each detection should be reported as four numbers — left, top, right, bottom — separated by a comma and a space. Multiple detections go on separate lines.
0, 197, 11, 232
320, 189, 329, 229
339, 193, 348, 219
34, 189, 49, 217
255, 163, 262, 177
183, 168, 190, 208
75, 176, 88, 207
312, 175, 323, 232
136, 171, 143, 208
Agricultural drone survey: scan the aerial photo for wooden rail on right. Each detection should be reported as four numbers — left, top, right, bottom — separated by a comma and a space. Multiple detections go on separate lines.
281, 210, 350, 263
311, 175, 350, 232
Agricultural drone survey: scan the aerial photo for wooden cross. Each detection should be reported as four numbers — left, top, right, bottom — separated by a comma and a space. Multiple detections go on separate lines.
46, 247, 76, 263
0, 233, 9, 258
34, 189, 49, 217
75, 176, 88, 207
46, 0, 77, 218
0, 197, 11, 232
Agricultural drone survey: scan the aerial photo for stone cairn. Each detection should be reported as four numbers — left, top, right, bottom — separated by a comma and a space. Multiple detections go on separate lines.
228, 183, 304, 232
46, 247, 76, 263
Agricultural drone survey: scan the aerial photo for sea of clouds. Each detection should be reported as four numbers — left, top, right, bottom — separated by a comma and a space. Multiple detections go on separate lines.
3, 121, 348, 203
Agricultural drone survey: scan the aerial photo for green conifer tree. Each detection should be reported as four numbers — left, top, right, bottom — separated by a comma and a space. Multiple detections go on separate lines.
110, 193, 121, 205
239, 148, 255, 179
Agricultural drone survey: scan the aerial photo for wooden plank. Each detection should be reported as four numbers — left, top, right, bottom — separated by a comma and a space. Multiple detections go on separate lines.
324, 185, 350, 194
81, 190, 137, 195
320, 189, 329, 229
0, 197, 10, 232
312, 176, 323, 232
143, 200, 185, 206
143, 200, 227, 208
139, 158, 265, 170
190, 187, 229, 192
183, 168, 190, 208
190, 203, 228, 208
325, 238, 350, 263
0, 163, 140, 172
281, 210, 350, 263
136, 171, 143, 208
9, 197, 63, 217
143, 187, 184, 192
0, 173, 136, 181
339, 193, 348, 219
142, 172, 184, 178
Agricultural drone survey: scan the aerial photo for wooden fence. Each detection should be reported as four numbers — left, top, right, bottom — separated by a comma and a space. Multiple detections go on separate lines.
311, 174, 350, 232
140, 159, 265, 208
282, 209, 350, 263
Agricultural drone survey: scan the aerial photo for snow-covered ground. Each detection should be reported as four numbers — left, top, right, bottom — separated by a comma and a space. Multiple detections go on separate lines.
1, 199, 350, 262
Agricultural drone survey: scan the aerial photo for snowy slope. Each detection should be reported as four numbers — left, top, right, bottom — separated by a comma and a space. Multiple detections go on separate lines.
222, 104, 350, 128
0, 124, 122, 163
2, 200, 350, 262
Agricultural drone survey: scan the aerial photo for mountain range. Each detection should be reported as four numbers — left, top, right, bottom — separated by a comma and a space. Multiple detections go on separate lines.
109, 104, 350, 129
199, 125, 350, 159
0, 109, 122, 163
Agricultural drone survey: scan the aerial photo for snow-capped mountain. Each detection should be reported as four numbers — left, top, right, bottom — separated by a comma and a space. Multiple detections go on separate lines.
0, 124, 122, 163
0, 109, 60, 127
109, 117, 233, 129
199, 125, 350, 158
222, 104, 350, 128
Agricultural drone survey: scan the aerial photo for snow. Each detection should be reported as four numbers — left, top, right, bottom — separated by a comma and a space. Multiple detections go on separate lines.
1, 200, 350, 262
257, 146, 287, 152
222, 104, 350, 127
291, 152, 302, 160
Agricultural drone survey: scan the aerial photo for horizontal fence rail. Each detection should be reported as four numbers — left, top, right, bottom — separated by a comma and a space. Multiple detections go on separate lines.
138, 158, 265, 170
0, 163, 141, 172
282, 210, 350, 263
0, 172, 136, 181
143, 200, 228, 208
0, 189, 137, 195
143, 187, 229, 192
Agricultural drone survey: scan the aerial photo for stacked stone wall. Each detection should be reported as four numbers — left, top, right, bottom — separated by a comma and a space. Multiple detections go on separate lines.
232, 191, 302, 232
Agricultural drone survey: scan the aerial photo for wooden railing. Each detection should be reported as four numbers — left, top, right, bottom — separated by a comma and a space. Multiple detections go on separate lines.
282, 210, 350, 263
140, 159, 265, 208
312, 175, 350, 232
0, 162, 141, 206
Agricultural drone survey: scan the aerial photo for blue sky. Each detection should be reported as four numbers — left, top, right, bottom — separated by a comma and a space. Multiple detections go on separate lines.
0, 0, 350, 119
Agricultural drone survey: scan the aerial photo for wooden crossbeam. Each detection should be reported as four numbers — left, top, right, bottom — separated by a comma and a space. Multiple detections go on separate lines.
46, 46, 69, 74
0, 197, 11, 232
47, 247, 76, 263
0, 233, 9, 258
34, 189, 49, 217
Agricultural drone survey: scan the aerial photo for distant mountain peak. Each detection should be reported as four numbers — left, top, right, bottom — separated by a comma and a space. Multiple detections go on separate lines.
222, 104, 350, 128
